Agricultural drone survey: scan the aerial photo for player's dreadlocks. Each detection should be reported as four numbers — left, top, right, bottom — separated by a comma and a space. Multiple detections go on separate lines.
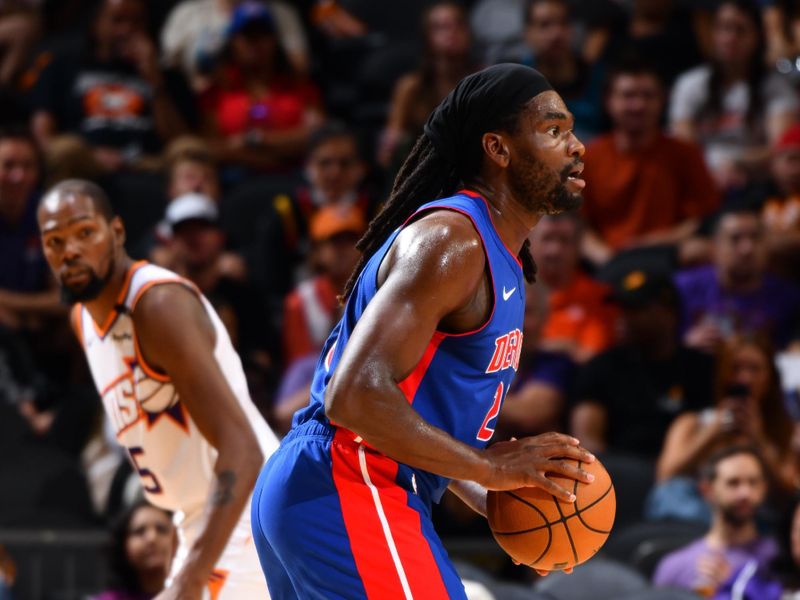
343, 64, 551, 300
343, 133, 537, 300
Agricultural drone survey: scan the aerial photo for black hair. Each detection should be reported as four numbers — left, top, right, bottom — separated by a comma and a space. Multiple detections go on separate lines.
603, 54, 665, 97
699, 443, 767, 482
106, 499, 172, 594
342, 105, 537, 299
702, 0, 765, 129
710, 201, 762, 235
0, 125, 44, 176
41, 179, 115, 221
524, 0, 571, 25
307, 120, 359, 157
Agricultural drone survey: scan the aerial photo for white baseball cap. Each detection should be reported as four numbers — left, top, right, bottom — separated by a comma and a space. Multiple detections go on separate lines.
165, 193, 218, 230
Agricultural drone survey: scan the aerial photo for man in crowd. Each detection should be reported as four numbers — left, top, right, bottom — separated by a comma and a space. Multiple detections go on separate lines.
653, 445, 778, 597
529, 212, 617, 363
581, 58, 718, 266
571, 268, 714, 458
30, 0, 195, 172
676, 205, 800, 352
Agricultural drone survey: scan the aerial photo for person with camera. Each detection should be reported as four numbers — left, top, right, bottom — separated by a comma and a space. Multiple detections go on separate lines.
648, 334, 798, 522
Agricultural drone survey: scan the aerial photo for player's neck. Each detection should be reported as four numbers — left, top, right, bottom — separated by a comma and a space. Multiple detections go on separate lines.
84, 255, 135, 325
468, 180, 541, 257
706, 517, 759, 548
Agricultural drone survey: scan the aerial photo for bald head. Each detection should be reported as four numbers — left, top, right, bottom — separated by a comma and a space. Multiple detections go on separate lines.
40, 179, 115, 222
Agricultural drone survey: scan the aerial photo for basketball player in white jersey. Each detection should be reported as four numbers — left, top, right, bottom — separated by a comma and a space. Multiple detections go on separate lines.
37, 179, 278, 600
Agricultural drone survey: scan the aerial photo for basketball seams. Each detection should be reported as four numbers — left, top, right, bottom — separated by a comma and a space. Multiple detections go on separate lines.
572, 483, 615, 534
552, 494, 579, 565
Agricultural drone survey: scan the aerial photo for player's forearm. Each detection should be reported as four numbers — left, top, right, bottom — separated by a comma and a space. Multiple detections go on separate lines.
447, 480, 487, 517
326, 376, 493, 485
173, 447, 262, 587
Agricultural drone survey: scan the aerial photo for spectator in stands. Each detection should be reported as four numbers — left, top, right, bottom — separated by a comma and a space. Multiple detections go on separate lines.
0, 127, 61, 330
92, 500, 176, 600
571, 269, 714, 459
529, 212, 617, 363
513, 0, 606, 141
497, 282, 576, 439
298, 121, 372, 219
669, 0, 799, 191
650, 334, 797, 521
653, 445, 778, 598
154, 192, 277, 406
590, 0, 702, 87
161, 0, 310, 91
273, 203, 365, 433
581, 58, 719, 266
30, 0, 195, 172
201, 1, 323, 173
756, 123, 800, 282
379, 1, 477, 168
0, 1, 41, 87
675, 205, 800, 353
164, 137, 221, 202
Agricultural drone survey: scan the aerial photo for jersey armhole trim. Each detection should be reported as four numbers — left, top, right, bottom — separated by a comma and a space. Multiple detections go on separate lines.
71, 305, 84, 347
129, 278, 203, 383
91, 260, 148, 338
395, 204, 498, 339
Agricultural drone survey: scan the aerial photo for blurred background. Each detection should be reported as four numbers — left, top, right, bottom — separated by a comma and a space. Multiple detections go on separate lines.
0, 0, 799, 598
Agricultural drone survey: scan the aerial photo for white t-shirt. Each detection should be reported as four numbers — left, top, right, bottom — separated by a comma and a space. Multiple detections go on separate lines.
669, 64, 799, 171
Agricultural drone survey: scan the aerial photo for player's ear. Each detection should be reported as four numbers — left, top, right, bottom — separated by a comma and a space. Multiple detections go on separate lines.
110, 215, 126, 247
481, 132, 511, 169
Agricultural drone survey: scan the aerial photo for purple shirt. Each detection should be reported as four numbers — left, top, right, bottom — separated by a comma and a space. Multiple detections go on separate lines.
674, 265, 800, 349
653, 537, 778, 591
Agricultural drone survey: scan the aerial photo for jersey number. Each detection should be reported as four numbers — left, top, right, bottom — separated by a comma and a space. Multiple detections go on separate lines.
477, 382, 504, 442
128, 446, 163, 494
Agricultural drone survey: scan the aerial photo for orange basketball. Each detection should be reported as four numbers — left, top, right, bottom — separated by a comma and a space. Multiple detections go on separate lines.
487, 457, 616, 571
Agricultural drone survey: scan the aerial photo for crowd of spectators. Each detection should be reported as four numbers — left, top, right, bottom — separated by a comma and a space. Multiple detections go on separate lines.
0, 0, 799, 598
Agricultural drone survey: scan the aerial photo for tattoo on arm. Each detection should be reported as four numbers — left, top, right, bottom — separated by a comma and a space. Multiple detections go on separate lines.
212, 470, 236, 506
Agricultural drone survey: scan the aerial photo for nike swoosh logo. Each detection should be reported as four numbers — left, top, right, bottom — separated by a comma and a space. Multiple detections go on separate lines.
502, 286, 516, 301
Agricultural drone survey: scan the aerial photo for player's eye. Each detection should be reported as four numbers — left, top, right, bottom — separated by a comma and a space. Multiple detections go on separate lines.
78, 227, 93, 239
548, 126, 560, 137
46, 237, 63, 249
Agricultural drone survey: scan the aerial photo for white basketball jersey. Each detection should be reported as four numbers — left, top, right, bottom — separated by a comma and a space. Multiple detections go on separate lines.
73, 261, 279, 517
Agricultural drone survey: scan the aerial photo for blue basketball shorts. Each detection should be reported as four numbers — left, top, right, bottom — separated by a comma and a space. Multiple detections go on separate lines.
250, 420, 467, 599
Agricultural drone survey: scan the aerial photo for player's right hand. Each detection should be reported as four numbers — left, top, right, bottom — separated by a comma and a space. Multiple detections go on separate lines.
479, 432, 595, 502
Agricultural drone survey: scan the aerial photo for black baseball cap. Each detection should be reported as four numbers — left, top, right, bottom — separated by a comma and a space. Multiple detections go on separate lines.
606, 269, 680, 309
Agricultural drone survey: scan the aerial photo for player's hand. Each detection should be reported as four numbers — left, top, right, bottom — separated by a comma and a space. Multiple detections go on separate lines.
480, 432, 595, 502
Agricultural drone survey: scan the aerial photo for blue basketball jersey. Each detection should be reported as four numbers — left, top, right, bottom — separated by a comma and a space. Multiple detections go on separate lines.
292, 190, 525, 504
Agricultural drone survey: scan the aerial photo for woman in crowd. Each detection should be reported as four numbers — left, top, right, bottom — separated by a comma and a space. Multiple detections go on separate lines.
378, 1, 477, 168
92, 500, 176, 600
648, 334, 798, 521
669, 0, 798, 191
201, 1, 323, 174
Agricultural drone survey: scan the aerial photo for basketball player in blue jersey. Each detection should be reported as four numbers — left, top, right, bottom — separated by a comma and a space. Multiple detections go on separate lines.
252, 64, 595, 598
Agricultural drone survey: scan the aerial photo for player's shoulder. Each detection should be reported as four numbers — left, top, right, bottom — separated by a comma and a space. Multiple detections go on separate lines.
386, 208, 487, 288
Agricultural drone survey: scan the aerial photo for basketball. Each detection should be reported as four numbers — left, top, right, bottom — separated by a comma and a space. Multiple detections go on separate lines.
487, 457, 616, 571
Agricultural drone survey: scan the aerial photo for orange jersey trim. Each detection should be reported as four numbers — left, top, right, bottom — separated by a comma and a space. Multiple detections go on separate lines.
90, 260, 148, 338
129, 277, 203, 383
71, 305, 84, 347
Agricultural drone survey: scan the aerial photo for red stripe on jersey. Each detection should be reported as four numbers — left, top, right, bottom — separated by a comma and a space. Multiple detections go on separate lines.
396, 332, 445, 402
330, 430, 449, 599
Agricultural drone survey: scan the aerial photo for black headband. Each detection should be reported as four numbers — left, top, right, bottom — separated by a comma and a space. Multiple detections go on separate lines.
423, 63, 553, 175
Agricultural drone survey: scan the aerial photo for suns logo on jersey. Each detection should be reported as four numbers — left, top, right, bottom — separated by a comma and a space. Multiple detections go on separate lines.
485, 329, 523, 374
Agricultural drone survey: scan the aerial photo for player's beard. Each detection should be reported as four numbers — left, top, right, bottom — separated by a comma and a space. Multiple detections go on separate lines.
60, 255, 116, 305
509, 154, 583, 215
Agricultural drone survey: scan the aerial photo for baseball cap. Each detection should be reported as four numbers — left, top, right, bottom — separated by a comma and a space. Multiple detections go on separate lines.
606, 269, 679, 309
310, 204, 367, 242
165, 193, 218, 230
227, 1, 276, 38
774, 123, 800, 153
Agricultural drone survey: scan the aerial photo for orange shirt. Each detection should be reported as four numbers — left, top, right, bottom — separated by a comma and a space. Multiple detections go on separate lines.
541, 273, 617, 355
282, 275, 338, 368
581, 133, 719, 249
